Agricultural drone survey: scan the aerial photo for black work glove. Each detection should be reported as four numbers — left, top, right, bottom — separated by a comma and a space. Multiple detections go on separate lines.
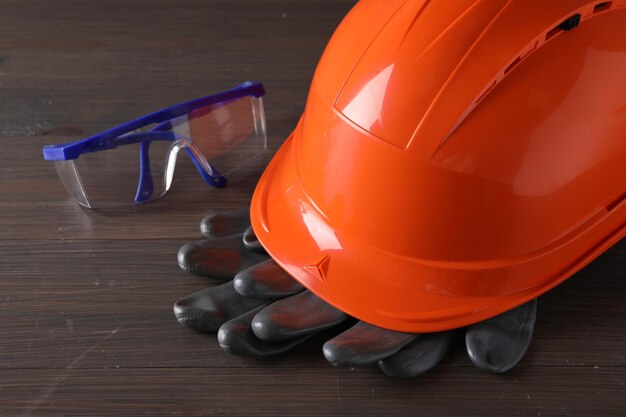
174, 209, 537, 377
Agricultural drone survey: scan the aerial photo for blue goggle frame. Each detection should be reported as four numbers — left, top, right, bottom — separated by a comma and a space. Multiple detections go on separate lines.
43, 81, 265, 203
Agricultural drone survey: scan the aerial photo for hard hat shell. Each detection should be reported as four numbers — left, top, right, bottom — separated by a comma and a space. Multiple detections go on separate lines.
250, 0, 626, 332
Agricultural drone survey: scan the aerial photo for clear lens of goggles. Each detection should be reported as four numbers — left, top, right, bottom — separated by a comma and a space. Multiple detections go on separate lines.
53, 96, 266, 208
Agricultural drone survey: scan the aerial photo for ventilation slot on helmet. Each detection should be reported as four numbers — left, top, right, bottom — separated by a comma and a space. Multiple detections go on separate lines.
545, 26, 562, 41
546, 14, 582, 41
606, 192, 626, 212
593, 2, 613, 13
504, 56, 521, 75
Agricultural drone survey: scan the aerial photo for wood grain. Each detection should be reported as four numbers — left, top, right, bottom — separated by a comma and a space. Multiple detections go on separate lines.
2, 367, 625, 417
0, 1, 624, 416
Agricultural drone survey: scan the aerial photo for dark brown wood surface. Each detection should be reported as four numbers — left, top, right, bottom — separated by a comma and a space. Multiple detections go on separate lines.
0, 1, 624, 416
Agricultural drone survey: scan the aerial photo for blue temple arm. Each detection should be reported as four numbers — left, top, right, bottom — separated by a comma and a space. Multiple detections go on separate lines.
134, 141, 155, 203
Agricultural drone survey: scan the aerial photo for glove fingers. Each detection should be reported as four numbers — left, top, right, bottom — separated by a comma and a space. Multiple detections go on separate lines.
218, 305, 315, 357
233, 258, 305, 298
251, 290, 348, 341
177, 234, 269, 279
242, 226, 266, 254
377, 331, 453, 379
323, 321, 418, 366
173, 281, 271, 333
465, 298, 538, 374
200, 208, 251, 238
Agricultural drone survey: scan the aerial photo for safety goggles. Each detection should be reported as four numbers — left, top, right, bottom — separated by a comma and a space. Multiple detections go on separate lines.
43, 81, 267, 208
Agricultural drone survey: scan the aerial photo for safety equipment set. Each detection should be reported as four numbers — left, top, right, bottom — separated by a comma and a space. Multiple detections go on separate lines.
44, 0, 626, 378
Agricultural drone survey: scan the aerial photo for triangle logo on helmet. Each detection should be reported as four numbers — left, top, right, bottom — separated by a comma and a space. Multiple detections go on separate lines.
304, 255, 331, 283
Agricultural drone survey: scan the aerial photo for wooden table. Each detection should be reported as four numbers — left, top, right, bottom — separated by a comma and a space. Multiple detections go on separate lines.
1, 1, 624, 416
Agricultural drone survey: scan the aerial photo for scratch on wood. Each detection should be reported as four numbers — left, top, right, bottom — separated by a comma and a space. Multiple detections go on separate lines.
18, 326, 122, 417
26, 319, 39, 352
336, 375, 342, 406
526, 393, 546, 416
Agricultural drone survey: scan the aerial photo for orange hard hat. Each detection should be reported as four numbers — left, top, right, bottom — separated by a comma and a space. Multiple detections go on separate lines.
250, 0, 626, 333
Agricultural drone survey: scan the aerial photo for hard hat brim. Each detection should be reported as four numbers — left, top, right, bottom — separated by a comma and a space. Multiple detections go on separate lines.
251, 128, 626, 333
